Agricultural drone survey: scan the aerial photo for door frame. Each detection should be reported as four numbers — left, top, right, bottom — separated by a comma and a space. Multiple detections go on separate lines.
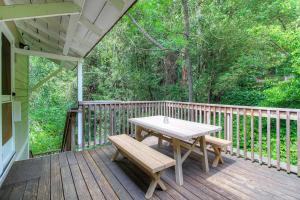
0, 22, 16, 176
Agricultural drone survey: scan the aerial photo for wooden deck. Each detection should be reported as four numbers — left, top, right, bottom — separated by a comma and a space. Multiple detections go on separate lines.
1, 138, 300, 200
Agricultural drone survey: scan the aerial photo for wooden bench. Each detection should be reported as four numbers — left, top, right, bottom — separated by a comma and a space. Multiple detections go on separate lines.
205, 135, 232, 167
150, 131, 231, 168
108, 134, 176, 199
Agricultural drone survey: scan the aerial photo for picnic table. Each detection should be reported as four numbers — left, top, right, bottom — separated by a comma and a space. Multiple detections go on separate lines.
129, 115, 222, 186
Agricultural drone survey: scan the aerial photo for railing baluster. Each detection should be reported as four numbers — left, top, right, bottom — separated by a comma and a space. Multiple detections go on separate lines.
237, 108, 240, 157
251, 109, 254, 162
99, 105, 102, 145
297, 111, 300, 176
126, 104, 129, 134
130, 104, 133, 135
218, 107, 221, 138
208, 106, 211, 125
94, 104, 97, 146
243, 109, 247, 159
286, 111, 291, 173
213, 107, 216, 126
259, 109, 262, 164
276, 110, 280, 170
200, 105, 202, 123
118, 104, 121, 134
88, 105, 91, 147
204, 106, 207, 124
104, 104, 107, 143
224, 107, 227, 140
230, 108, 233, 154
82, 105, 85, 149
267, 110, 271, 167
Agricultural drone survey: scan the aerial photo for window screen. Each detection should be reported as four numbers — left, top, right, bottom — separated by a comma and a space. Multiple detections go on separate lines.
2, 33, 11, 96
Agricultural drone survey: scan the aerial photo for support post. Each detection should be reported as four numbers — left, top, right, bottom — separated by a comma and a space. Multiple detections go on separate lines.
77, 60, 83, 148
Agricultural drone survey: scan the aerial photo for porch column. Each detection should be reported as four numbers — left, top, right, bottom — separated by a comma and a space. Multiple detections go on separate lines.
77, 60, 83, 148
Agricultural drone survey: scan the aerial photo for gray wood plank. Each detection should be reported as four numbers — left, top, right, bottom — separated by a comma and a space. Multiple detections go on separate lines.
89, 149, 133, 200
74, 152, 105, 200
50, 154, 64, 200
0, 185, 13, 200
9, 182, 26, 200
59, 153, 78, 200
81, 150, 119, 200
37, 156, 51, 200
69, 164, 92, 200
23, 179, 39, 200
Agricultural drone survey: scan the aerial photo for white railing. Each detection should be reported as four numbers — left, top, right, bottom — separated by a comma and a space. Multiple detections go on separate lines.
73, 100, 300, 176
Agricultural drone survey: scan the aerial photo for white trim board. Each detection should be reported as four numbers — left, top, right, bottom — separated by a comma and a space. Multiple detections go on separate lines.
14, 48, 82, 62
0, 2, 81, 22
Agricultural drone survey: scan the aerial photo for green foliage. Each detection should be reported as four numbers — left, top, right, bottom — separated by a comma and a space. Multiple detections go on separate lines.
29, 57, 76, 154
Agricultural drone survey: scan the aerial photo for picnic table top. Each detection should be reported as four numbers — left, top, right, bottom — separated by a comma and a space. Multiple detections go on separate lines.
129, 115, 222, 140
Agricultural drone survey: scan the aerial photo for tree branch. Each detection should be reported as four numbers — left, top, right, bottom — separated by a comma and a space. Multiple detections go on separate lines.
127, 13, 166, 50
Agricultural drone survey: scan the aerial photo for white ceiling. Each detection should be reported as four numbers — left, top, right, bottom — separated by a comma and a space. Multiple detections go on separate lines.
3, 0, 136, 59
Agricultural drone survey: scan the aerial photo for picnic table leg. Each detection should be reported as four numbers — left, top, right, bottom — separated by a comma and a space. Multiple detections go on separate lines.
135, 125, 143, 141
173, 138, 183, 185
199, 136, 209, 172
158, 137, 162, 147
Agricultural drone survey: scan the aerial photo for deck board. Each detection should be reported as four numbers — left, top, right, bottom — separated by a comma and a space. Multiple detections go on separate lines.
1, 137, 300, 200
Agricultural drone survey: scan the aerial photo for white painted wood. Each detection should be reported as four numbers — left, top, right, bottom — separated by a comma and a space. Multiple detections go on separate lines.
13, 101, 21, 122
77, 60, 83, 148
14, 48, 81, 62
173, 138, 183, 186
16, 22, 63, 50
0, 2, 81, 22
129, 116, 222, 140
63, 14, 81, 55
79, 16, 103, 36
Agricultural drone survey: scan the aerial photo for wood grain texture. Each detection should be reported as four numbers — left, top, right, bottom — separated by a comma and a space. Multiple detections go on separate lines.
1, 142, 300, 200
129, 116, 222, 140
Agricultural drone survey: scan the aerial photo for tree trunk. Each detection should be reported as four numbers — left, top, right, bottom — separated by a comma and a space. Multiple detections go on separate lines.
181, 0, 193, 102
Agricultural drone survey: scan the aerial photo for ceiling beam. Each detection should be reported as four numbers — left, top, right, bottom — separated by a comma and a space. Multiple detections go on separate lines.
0, 2, 81, 22
63, 14, 81, 55
79, 16, 103, 36
14, 48, 82, 62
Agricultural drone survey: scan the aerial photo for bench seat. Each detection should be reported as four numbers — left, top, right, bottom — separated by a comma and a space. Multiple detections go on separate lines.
108, 134, 175, 199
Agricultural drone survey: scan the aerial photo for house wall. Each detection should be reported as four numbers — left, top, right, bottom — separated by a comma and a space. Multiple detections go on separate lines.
14, 54, 29, 160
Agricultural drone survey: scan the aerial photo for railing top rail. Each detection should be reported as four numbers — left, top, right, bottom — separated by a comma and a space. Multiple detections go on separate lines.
78, 100, 300, 113
165, 101, 300, 113
78, 100, 165, 105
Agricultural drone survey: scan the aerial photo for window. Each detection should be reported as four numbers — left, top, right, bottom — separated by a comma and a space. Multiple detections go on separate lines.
2, 33, 11, 96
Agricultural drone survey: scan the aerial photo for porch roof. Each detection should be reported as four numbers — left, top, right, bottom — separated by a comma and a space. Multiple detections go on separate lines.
0, 0, 136, 66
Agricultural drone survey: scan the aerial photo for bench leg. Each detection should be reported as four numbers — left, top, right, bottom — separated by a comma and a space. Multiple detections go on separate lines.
145, 172, 165, 199
212, 145, 224, 167
173, 139, 183, 186
199, 136, 209, 172
111, 149, 120, 161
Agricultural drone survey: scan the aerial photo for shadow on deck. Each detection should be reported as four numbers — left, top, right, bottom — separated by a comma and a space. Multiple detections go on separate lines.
1, 137, 300, 200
